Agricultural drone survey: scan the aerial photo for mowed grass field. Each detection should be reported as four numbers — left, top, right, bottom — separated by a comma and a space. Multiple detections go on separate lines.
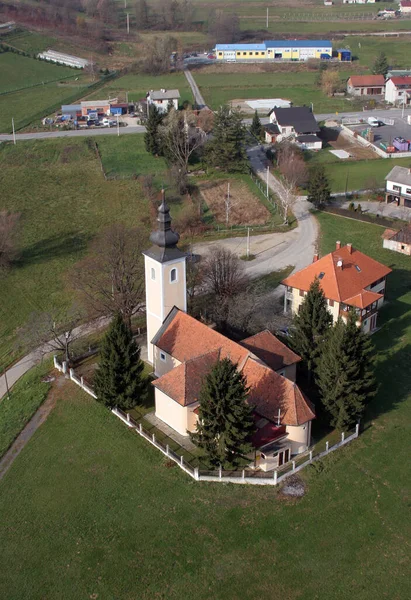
0, 136, 162, 369
0, 52, 76, 93
195, 69, 354, 113
0, 212, 410, 599
307, 152, 411, 193
0, 53, 91, 132
89, 72, 194, 105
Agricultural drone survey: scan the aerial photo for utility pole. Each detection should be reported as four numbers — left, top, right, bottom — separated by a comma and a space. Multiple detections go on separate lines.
126, 12, 130, 34
266, 7, 269, 29
246, 227, 250, 258
117, 113, 120, 136
266, 165, 269, 198
12, 117, 16, 145
402, 95, 406, 119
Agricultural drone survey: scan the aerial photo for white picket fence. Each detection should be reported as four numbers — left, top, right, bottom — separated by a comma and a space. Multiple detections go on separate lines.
53, 356, 97, 399
54, 356, 360, 486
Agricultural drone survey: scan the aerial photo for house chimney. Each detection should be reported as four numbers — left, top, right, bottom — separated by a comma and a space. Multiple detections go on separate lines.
347, 243, 353, 254
313, 253, 319, 263
336, 240, 341, 250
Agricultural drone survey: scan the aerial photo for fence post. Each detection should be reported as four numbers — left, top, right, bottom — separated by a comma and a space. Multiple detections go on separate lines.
242, 469, 245, 481
292, 460, 296, 471
309, 450, 313, 461
341, 432, 345, 443
180, 455, 184, 466
166, 444, 169, 456
356, 422, 360, 437
326, 441, 329, 453
127, 413, 130, 423
62, 361, 67, 374
219, 466, 222, 480
139, 423, 142, 434
69, 367, 74, 379
273, 470, 277, 485
194, 467, 199, 481
53, 355, 58, 369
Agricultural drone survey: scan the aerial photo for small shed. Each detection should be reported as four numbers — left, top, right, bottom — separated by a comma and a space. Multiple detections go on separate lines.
110, 103, 129, 116
337, 48, 352, 62
383, 225, 411, 255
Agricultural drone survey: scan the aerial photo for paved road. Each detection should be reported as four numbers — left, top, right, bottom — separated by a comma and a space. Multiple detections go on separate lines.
184, 68, 207, 109
193, 144, 318, 278
0, 316, 110, 400
0, 124, 145, 142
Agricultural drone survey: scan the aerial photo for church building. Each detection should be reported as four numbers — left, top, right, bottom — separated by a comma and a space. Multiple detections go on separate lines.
143, 194, 315, 471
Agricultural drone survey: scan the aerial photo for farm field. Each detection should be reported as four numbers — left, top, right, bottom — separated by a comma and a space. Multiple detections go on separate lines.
0, 52, 78, 94
238, 18, 411, 34
194, 69, 354, 113
307, 152, 411, 192
0, 136, 153, 370
0, 53, 94, 132
0, 212, 410, 599
89, 72, 194, 106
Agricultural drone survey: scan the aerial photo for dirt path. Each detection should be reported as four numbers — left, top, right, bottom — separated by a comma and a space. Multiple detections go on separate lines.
0, 378, 63, 481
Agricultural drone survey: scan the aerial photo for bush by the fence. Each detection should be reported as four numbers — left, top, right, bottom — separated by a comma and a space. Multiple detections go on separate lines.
321, 205, 403, 230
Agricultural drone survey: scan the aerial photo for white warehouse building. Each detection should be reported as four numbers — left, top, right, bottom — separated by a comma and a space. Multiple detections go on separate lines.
37, 50, 90, 69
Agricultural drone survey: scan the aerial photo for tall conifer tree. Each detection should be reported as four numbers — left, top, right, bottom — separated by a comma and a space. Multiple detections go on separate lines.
316, 310, 376, 429
94, 313, 146, 410
205, 106, 247, 172
192, 358, 254, 467
291, 277, 332, 376
250, 110, 262, 139
307, 165, 331, 208
144, 105, 164, 156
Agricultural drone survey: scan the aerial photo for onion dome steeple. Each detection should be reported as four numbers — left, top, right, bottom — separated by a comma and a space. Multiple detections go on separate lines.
149, 189, 180, 248
143, 189, 186, 263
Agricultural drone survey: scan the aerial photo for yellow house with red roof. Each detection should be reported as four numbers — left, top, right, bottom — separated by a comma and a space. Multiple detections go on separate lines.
282, 241, 391, 333
143, 195, 315, 470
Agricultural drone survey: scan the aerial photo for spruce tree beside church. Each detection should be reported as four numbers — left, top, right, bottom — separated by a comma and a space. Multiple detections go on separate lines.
144, 105, 164, 156
291, 277, 332, 377
192, 358, 254, 468
316, 310, 376, 430
94, 313, 146, 410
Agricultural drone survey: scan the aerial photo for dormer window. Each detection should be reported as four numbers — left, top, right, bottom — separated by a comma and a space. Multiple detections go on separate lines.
170, 268, 177, 283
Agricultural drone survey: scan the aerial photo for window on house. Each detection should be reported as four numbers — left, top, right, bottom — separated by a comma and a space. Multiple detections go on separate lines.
255, 52, 259, 56
160, 352, 166, 361
401, 244, 405, 250
393, 185, 401, 192
243, 52, 247, 56
299, 289, 304, 297
151, 267, 155, 280
218, 52, 222, 56
406, 189, 411, 195
170, 268, 177, 283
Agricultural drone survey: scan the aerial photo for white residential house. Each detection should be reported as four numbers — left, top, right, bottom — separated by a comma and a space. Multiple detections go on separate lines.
268, 106, 322, 149
147, 89, 180, 113
385, 76, 411, 105
385, 165, 411, 207
399, 0, 411, 13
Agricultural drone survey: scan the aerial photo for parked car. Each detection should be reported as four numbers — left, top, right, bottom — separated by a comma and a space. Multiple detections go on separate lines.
367, 117, 381, 127
101, 118, 116, 127
87, 119, 99, 127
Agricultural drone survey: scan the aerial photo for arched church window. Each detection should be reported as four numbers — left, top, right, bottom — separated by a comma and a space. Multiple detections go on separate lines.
170, 268, 177, 282
151, 267, 156, 280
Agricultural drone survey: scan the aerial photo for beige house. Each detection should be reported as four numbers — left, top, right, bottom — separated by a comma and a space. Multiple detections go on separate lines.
143, 195, 315, 470
282, 241, 392, 333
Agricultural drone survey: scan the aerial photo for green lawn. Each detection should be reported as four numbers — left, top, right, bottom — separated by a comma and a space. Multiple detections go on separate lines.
0, 52, 78, 94
1, 210, 411, 600
90, 72, 194, 106
0, 362, 51, 458
0, 137, 152, 370
307, 152, 411, 192
195, 70, 355, 113
97, 134, 168, 180
2, 30, 58, 54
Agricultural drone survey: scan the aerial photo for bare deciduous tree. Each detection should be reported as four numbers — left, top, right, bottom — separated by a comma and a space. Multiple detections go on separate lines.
186, 255, 205, 313
197, 109, 215, 134
17, 304, 83, 364
159, 108, 206, 187
68, 224, 146, 328
203, 246, 247, 299
0, 211, 20, 272
276, 144, 308, 224
143, 35, 177, 74
320, 70, 341, 97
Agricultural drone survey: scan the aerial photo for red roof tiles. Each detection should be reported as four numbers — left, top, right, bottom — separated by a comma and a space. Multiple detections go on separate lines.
348, 75, 385, 88
241, 329, 301, 371
282, 243, 391, 309
390, 76, 411, 86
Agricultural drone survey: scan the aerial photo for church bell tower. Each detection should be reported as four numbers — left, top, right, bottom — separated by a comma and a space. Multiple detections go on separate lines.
143, 191, 187, 364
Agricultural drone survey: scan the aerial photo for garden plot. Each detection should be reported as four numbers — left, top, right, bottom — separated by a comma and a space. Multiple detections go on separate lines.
198, 179, 270, 226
